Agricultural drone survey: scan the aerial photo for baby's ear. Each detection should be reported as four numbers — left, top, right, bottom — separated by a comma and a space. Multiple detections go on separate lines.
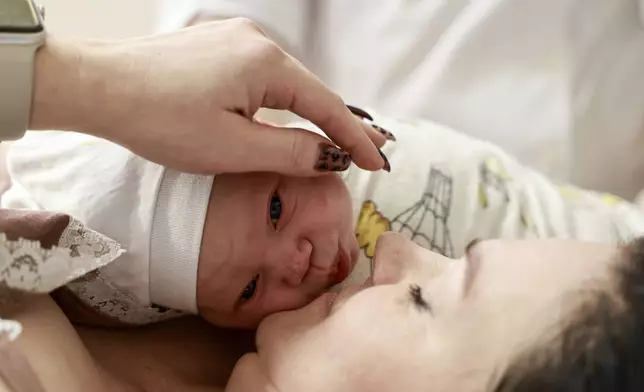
225, 353, 279, 392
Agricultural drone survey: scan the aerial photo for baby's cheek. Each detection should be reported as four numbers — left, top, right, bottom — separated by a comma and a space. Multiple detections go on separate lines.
332, 181, 356, 227
309, 177, 353, 226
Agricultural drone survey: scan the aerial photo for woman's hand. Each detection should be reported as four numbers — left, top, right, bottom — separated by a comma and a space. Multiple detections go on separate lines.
30, 18, 387, 175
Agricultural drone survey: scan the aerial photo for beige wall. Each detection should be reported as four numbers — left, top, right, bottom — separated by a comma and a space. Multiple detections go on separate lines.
38, 0, 162, 39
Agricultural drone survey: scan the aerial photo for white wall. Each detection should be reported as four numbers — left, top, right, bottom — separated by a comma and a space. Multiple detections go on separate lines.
38, 0, 163, 39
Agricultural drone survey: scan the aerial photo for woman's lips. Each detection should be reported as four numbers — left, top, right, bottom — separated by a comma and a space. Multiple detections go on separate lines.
318, 285, 367, 317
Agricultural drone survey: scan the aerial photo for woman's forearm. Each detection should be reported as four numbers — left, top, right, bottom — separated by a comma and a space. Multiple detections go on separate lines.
29, 37, 130, 136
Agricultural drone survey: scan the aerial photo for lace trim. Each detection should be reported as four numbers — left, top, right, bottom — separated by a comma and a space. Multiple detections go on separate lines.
58, 221, 185, 324
0, 218, 124, 341
66, 277, 186, 325
0, 219, 124, 293
0, 319, 21, 346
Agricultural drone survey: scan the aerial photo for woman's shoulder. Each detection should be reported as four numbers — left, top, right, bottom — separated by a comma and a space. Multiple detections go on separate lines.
1, 294, 112, 392
1, 294, 250, 392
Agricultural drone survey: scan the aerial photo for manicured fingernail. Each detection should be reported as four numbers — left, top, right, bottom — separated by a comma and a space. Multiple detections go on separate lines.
347, 105, 374, 121
378, 149, 391, 172
347, 105, 395, 142
316, 143, 352, 172
374, 125, 396, 142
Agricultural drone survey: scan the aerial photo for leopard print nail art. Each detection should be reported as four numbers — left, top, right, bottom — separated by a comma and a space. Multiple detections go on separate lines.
378, 148, 391, 172
373, 125, 396, 141
347, 105, 396, 141
347, 105, 374, 121
316, 144, 352, 172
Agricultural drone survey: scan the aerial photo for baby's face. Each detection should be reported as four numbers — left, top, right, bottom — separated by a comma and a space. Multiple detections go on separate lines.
196, 172, 359, 328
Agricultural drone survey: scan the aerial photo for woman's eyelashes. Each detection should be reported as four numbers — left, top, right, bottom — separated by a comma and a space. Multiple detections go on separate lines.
240, 274, 260, 302
269, 192, 282, 228
409, 284, 432, 314
465, 238, 481, 255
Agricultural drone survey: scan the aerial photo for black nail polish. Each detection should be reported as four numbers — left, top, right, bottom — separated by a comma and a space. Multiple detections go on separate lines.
378, 149, 391, 172
316, 143, 352, 172
347, 105, 374, 121
374, 125, 396, 142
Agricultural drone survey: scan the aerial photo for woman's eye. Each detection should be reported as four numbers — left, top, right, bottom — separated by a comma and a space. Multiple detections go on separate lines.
269, 193, 282, 228
240, 275, 259, 302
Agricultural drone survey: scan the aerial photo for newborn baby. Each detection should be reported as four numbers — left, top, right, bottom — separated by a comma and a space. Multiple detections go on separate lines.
4, 108, 644, 328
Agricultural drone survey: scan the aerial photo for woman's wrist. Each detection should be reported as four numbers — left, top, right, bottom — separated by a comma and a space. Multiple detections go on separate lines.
31, 36, 87, 131
29, 36, 131, 137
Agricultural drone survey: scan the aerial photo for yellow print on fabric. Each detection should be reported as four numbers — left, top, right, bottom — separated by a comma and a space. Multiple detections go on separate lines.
478, 156, 512, 208
478, 156, 534, 232
355, 201, 391, 258
599, 193, 625, 207
558, 185, 584, 203
558, 185, 626, 208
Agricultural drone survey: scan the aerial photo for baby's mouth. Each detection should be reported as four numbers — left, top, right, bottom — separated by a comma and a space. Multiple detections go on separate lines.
330, 249, 352, 285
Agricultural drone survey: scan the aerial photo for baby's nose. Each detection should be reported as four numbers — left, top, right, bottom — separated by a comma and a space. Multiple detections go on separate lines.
280, 238, 313, 286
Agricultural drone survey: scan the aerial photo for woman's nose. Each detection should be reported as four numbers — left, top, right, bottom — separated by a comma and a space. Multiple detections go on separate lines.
372, 232, 452, 286
372, 232, 416, 285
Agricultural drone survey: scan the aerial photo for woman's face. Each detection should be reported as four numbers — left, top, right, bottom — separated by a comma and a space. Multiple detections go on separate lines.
227, 234, 619, 392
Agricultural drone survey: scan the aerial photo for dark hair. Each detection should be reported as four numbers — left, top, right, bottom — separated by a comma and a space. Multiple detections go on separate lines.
493, 237, 644, 392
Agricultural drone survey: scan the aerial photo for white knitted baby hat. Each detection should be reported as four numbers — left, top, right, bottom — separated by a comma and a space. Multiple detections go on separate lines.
2, 131, 213, 313
149, 168, 213, 312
